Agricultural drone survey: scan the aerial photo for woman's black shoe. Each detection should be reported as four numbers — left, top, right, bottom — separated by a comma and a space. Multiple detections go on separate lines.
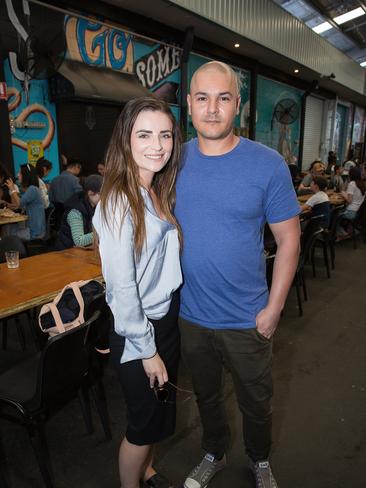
144, 473, 174, 488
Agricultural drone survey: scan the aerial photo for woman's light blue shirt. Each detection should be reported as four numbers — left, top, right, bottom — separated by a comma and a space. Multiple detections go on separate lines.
93, 188, 182, 364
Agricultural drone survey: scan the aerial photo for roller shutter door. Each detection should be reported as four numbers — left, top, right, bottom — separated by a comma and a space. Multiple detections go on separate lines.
302, 96, 324, 170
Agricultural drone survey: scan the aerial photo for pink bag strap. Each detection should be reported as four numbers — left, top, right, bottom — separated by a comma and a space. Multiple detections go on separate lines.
39, 280, 90, 333
48, 302, 66, 334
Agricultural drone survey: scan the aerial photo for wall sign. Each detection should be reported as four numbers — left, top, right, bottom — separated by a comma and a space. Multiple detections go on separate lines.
135, 45, 181, 89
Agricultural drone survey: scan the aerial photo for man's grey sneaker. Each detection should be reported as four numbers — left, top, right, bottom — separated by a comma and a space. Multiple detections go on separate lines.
184, 453, 226, 488
249, 460, 278, 488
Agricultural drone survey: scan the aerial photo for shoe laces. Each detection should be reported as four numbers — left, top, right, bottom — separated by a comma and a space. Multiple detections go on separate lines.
253, 461, 277, 488
190, 454, 219, 485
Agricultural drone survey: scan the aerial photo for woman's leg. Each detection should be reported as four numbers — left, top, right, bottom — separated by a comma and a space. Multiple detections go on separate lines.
119, 437, 154, 488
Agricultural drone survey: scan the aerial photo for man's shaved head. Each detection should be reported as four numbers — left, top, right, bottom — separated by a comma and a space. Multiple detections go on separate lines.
190, 61, 241, 96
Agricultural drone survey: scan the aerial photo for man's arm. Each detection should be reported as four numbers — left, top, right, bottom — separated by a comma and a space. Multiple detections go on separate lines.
256, 215, 301, 339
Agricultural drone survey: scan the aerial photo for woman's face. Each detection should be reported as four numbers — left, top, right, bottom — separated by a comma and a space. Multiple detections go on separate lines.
17, 170, 22, 184
87, 191, 101, 208
130, 110, 173, 185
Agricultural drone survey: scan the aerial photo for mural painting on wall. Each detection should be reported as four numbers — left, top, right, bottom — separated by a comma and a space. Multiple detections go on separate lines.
187, 54, 250, 140
65, 16, 181, 119
334, 104, 348, 163
256, 77, 301, 164
352, 107, 366, 145
65, 16, 134, 72
4, 60, 59, 179
3, 0, 59, 178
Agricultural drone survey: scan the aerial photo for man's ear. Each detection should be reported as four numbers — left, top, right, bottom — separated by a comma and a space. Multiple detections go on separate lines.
187, 94, 192, 116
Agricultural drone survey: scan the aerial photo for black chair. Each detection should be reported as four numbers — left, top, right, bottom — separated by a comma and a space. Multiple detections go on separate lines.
316, 205, 345, 270
52, 202, 65, 231
25, 207, 56, 256
82, 292, 112, 440
0, 310, 110, 488
350, 200, 366, 249
0, 236, 34, 351
293, 217, 325, 316
0, 235, 27, 262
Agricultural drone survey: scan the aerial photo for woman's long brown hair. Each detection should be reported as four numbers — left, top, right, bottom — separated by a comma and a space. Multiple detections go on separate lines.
100, 97, 182, 257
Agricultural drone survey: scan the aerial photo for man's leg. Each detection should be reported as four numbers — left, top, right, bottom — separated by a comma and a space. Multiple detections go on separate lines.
179, 318, 229, 458
220, 328, 273, 462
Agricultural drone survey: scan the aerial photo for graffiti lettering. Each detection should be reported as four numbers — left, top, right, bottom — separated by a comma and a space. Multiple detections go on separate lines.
74, 18, 132, 71
136, 46, 181, 89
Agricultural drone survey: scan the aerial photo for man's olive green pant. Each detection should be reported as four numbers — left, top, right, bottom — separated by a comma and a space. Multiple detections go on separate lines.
179, 317, 273, 462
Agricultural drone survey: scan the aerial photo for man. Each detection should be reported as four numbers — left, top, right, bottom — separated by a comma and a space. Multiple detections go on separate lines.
297, 160, 326, 195
175, 61, 300, 488
300, 176, 330, 228
49, 158, 82, 205
49, 159, 82, 228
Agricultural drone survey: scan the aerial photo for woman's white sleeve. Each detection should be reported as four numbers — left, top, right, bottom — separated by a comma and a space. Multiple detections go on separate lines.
97, 207, 156, 364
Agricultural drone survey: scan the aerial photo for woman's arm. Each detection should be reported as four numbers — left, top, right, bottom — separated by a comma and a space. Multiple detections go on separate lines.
95, 202, 167, 385
5, 179, 20, 209
67, 209, 93, 247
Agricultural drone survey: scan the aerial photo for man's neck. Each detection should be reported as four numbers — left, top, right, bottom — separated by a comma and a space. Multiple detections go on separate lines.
197, 133, 240, 156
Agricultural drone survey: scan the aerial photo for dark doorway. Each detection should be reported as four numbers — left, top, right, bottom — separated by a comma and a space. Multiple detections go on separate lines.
57, 101, 122, 174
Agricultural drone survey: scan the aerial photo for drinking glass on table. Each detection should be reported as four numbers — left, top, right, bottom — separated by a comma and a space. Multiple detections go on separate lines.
5, 250, 19, 269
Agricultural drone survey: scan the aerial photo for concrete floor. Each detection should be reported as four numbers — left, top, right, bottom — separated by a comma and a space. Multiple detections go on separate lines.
1, 237, 366, 488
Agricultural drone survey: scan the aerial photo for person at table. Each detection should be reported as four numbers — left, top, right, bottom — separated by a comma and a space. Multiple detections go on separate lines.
297, 160, 326, 195
49, 158, 82, 205
330, 165, 344, 193
337, 166, 366, 237
93, 97, 182, 488
55, 174, 102, 250
35, 158, 52, 208
5, 164, 45, 240
49, 158, 82, 229
300, 176, 330, 227
326, 151, 337, 174
97, 162, 106, 176
0, 163, 19, 206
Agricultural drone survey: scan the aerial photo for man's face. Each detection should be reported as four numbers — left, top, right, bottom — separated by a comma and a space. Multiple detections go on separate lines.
188, 69, 240, 141
312, 163, 325, 176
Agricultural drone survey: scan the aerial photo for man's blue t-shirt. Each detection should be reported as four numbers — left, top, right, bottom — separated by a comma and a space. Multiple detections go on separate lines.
175, 137, 300, 330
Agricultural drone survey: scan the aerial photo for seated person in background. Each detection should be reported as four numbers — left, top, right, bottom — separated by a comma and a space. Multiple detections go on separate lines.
5, 164, 45, 240
326, 151, 337, 174
297, 160, 326, 195
0, 163, 19, 205
301, 176, 330, 228
287, 157, 300, 185
330, 165, 344, 192
49, 158, 82, 205
35, 157, 52, 208
55, 174, 102, 250
337, 167, 366, 237
342, 157, 356, 177
97, 162, 105, 176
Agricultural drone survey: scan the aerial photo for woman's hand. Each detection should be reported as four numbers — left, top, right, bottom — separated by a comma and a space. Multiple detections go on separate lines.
5, 179, 15, 192
142, 353, 168, 388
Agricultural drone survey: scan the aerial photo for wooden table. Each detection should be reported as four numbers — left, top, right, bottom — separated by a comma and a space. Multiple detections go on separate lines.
298, 191, 345, 206
0, 214, 28, 226
0, 248, 103, 319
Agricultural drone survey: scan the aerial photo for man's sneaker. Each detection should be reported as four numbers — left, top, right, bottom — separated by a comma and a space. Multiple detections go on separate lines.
184, 453, 226, 488
249, 460, 278, 488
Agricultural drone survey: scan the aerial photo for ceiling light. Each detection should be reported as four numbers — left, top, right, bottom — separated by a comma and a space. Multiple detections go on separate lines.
294, 69, 299, 73
360, 61, 366, 67
234, 43, 240, 48
312, 22, 333, 34
333, 7, 365, 25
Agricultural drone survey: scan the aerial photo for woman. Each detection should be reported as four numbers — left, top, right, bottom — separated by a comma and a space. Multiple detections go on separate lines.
6, 164, 45, 240
0, 163, 19, 206
93, 97, 182, 488
35, 157, 53, 208
55, 174, 102, 250
337, 166, 366, 237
